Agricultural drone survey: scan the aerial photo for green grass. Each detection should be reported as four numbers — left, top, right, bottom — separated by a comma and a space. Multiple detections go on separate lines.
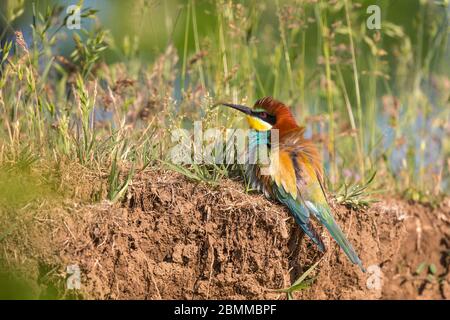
270, 259, 321, 300
334, 170, 378, 210
0, 0, 448, 208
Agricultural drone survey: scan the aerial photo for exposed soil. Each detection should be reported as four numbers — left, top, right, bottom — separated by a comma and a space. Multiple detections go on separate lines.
1, 169, 449, 299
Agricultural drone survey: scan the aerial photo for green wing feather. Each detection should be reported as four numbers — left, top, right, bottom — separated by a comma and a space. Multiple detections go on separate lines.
273, 185, 325, 252
299, 161, 365, 272
306, 200, 365, 272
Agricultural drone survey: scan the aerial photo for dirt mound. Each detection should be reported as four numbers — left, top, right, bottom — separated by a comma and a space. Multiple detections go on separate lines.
2, 170, 449, 299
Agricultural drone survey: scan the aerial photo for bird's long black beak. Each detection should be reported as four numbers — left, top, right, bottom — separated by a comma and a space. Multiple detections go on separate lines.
214, 102, 252, 115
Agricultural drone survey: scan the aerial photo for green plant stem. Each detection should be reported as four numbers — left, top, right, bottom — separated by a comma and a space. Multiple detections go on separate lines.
181, 1, 191, 93
344, 0, 365, 180
191, 0, 206, 89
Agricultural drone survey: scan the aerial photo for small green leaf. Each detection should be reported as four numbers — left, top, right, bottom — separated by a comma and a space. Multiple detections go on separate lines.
415, 262, 427, 275
274, 259, 321, 299
429, 264, 437, 275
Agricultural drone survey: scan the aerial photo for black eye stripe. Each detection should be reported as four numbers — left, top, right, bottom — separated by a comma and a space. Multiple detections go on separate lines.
252, 111, 276, 125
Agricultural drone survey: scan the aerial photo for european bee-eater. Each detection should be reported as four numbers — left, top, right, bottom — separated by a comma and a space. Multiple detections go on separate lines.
218, 97, 365, 272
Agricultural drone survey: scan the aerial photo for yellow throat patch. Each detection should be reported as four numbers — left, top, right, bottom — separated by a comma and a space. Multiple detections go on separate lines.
246, 116, 272, 131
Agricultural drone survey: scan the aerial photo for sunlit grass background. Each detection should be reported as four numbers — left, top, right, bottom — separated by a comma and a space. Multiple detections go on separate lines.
0, 0, 448, 202
0, 0, 449, 299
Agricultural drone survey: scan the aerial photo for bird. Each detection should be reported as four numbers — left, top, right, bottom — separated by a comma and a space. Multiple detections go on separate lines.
217, 97, 365, 272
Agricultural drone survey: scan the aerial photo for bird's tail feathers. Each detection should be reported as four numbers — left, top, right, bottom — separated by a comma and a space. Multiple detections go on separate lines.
286, 198, 326, 252
293, 216, 326, 252
309, 202, 365, 272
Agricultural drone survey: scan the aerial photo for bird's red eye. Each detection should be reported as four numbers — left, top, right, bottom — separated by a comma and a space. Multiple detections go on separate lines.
260, 112, 267, 118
